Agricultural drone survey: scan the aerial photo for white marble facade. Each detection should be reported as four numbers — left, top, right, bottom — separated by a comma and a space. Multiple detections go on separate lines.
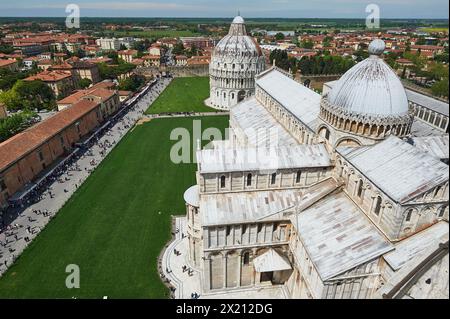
208, 16, 266, 110
179, 39, 449, 299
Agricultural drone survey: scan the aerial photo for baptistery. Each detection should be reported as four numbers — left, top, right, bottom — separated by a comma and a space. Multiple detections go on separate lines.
208, 16, 266, 110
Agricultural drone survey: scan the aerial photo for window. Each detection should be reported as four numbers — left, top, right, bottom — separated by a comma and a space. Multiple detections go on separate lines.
0, 179, 6, 192
434, 186, 442, 198
374, 196, 382, 216
242, 225, 247, 234
296, 171, 302, 183
243, 252, 250, 265
232, 64, 235, 69
406, 209, 413, 222
439, 206, 447, 218
247, 173, 252, 186
271, 173, 277, 185
257, 224, 263, 233
38, 151, 44, 162
226, 226, 231, 236
220, 175, 226, 188
357, 180, 364, 198
325, 129, 330, 140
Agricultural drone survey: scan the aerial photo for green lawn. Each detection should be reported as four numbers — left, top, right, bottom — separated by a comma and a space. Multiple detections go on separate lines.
146, 77, 217, 114
113, 30, 200, 38
0, 116, 229, 299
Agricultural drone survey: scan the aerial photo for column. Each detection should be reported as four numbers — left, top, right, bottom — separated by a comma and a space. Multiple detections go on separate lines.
222, 254, 227, 289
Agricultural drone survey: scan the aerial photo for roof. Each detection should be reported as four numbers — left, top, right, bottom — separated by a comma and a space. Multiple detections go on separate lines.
57, 88, 115, 105
184, 185, 199, 207
0, 99, 100, 172
383, 221, 448, 271
232, 16, 245, 24
253, 249, 292, 272
25, 70, 72, 82
341, 136, 449, 204
411, 135, 449, 160
406, 89, 449, 116
201, 188, 303, 226
256, 68, 321, 131
325, 80, 449, 117
197, 144, 331, 174
292, 192, 393, 281
328, 48, 409, 117
0, 59, 17, 67
231, 97, 298, 147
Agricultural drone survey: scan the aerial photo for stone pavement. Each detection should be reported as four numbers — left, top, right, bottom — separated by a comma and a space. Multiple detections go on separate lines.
0, 77, 172, 277
161, 217, 202, 299
161, 217, 289, 300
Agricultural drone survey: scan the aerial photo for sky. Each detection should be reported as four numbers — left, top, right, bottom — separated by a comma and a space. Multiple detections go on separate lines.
0, 0, 448, 19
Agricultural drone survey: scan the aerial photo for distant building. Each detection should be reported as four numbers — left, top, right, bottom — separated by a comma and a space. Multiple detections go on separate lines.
25, 70, 77, 98
0, 59, 18, 72
118, 49, 138, 63
51, 57, 101, 84
175, 55, 188, 66
180, 37, 217, 50
96, 38, 121, 51
142, 55, 161, 67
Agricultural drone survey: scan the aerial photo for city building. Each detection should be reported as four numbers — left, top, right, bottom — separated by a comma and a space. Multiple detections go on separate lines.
25, 70, 77, 98
208, 16, 266, 110
96, 37, 121, 51
0, 98, 114, 208
0, 59, 18, 72
118, 49, 138, 63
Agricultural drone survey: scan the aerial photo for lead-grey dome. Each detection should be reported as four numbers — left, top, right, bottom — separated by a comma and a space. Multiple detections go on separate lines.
213, 16, 263, 57
328, 39, 409, 117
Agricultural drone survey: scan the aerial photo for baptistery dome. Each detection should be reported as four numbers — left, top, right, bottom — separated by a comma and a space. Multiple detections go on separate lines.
319, 39, 414, 148
208, 16, 266, 110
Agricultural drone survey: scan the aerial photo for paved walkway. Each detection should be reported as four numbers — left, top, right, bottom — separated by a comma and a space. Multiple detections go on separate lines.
161, 216, 289, 299
0, 77, 172, 276
145, 111, 229, 119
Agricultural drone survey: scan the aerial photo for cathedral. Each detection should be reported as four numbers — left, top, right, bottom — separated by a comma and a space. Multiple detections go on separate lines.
180, 16, 449, 299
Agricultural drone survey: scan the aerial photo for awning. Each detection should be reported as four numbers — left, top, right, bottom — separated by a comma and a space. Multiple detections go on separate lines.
253, 249, 292, 273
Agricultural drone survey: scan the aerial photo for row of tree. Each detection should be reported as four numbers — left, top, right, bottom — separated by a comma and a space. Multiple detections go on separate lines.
269, 49, 355, 75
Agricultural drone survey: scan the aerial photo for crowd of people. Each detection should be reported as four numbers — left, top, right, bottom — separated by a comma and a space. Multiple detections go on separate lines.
0, 76, 172, 275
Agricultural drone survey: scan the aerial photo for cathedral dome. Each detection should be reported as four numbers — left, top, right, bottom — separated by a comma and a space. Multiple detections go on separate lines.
328, 39, 409, 118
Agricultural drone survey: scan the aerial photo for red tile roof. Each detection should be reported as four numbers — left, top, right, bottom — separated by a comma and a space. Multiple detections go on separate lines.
0, 99, 100, 172
25, 70, 72, 82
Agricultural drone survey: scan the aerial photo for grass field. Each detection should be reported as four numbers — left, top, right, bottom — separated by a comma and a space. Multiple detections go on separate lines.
0, 116, 229, 299
420, 27, 449, 34
113, 30, 200, 38
146, 77, 217, 114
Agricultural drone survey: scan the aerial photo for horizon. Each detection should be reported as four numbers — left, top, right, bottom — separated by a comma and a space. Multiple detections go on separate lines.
0, 0, 449, 19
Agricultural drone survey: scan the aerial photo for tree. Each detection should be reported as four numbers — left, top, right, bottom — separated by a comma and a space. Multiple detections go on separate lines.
118, 75, 145, 92
0, 80, 56, 111
431, 79, 449, 98
172, 42, 186, 55
79, 78, 92, 89
275, 33, 285, 41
